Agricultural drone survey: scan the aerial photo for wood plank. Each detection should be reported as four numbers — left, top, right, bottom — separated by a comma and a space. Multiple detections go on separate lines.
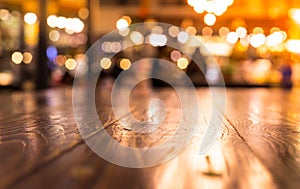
0, 87, 125, 189
1, 87, 300, 189
224, 88, 300, 189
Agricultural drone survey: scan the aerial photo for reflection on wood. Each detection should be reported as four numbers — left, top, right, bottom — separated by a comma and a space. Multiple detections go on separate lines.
0, 87, 299, 189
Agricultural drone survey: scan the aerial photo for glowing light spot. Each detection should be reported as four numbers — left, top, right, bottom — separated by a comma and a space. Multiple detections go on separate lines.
65, 18, 75, 34
170, 50, 181, 62
47, 15, 57, 28
49, 30, 60, 41
120, 58, 131, 70
280, 31, 287, 41
46, 46, 58, 61
253, 27, 264, 34
0, 72, 13, 86
0, 9, 10, 21
187, 0, 197, 7
149, 33, 167, 47
289, 9, 300, 24
168, 26, 180, 37
206, 68, 220, 83
121, 16, 132, 25
11, 52, 23, 64
23, 52, 33, 64
102, 42, 112, 53
225, 0, 234, 6
236, 27, 247, 38
72, 18, 85, 33
219, 27, 230, 37
213, 4, 228, 16
119, 27, 130, 36
194, 5, 204, 14
65, 58, 77, 70
116, 18, 129, 31
177, 31, 189, 43
186, 26, 197, 35
202, 27, 213, 37
226, 32, 239, 44
152, 26, 163, 34
266, 32, 284, 47
100, 58, 112, 69
250, 34, 266, 48
177, 57, 189, 69
78, 7, 89, 20
56, 16, 67, 29
130, 31, 144, 45
111, 42, 122, 53
204, 13, 216, 26
204, 0, 215, 13
55, 55, 66, 66
285, 40, 300, 54
270, 27, 280, 34
24, 12, 37, 25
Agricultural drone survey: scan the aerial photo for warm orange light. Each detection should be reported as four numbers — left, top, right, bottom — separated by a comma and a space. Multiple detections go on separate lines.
23, 52, 33, 64
219, 27, 230, 38
186, 26, 197, 35
202, 27, 213, 37
204, 13, 216, 26
120, 58, 131, 70
253, 27, 264, 34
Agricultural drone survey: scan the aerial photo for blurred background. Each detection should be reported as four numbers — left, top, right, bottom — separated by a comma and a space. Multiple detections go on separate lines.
0, 0, 300, 89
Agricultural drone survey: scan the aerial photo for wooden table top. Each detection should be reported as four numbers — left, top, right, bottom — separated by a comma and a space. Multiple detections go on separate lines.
0, 86, 299, 189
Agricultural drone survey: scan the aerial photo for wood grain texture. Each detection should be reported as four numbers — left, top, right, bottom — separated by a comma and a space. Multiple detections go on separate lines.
0, 86, 299, 189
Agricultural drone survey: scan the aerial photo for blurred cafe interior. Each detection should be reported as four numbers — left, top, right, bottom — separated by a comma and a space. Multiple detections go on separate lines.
0, 0, 300, 89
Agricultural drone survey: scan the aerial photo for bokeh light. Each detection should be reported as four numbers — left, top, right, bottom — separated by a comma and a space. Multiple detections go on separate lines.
119, 58, 131, 70
49, 30, 60, 41
100, 58, 112, 69
171, 50, 181, 62
226, 32, 239, 44
250, 33, 266, 48
11, 52, 23, 64
0, 9, 10, 21
24, 12, 37, 25
168, 26, 180, 37
23, 52, 33, 64
204, 13, 217, 26
47, 15, 57, 28
177, 31, 189, 43
116, 18, 129, 31
202, 27, 213, 37
236, 27, 247, 38
78, 7, 89, 20
130, 31, 144, 45
65, 58, 77, 70
177, 57, 189, 69
219, 27, 230, 38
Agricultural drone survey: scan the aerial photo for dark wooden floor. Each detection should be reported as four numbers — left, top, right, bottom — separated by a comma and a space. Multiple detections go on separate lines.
0, 85, 300, 189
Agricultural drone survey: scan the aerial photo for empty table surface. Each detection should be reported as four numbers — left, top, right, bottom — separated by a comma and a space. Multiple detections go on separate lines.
0, 86, 299, 189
